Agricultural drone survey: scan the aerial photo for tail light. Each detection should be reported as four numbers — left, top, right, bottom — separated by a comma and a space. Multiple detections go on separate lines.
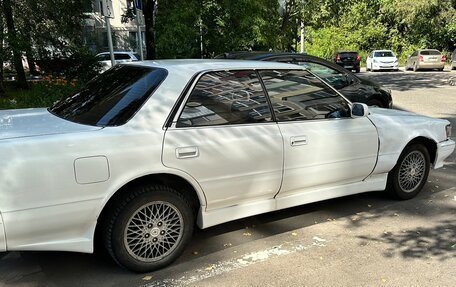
441, 55, 446, 62
336, 54, 341, 62
356, 54, 360, 61
419, 55, 424, 62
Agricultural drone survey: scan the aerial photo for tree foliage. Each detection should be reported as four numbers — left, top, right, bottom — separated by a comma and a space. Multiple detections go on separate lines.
150, 0, 456, 60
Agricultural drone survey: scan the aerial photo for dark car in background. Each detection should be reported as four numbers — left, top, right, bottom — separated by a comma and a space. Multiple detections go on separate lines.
216, 52, 392, 108
334, 51, 361, 73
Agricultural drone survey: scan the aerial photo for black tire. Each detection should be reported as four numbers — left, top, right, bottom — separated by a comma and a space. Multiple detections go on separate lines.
355, 68, 360, 73
367, 99, 384, 108
438, 68, 444, 71
103, 184, 195, 272
387, 144, 430, 200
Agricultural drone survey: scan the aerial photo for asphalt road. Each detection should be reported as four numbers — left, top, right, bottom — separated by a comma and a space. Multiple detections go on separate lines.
1, 69, 455, 287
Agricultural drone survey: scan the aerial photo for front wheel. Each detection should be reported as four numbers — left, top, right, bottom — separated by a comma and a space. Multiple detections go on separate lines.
387, 144, 430, 200
104, 185, 195, 272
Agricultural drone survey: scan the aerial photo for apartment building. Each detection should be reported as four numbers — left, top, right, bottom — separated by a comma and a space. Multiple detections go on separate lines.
82, 0, 145, 54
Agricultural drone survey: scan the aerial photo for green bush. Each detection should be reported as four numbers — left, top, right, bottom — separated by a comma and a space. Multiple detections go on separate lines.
0, 78, 78, 110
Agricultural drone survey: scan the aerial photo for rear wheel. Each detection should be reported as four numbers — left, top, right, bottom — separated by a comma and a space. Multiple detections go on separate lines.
367, 99, 384, 108
104, 185, 195, 272
355, 67, 360, 73
387, 144, 430, 200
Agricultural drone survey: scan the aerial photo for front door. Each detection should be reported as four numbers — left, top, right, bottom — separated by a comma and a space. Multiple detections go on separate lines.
258, 69, 378, 196
162, 70, 283, 211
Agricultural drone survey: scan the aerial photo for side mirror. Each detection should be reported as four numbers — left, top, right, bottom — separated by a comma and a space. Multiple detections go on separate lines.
351, 103, 369, 118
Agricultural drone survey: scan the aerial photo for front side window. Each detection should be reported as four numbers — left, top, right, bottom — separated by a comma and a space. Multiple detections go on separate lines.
259, 70, 350, 121
177, 70, 272, 127
295, 61, 351, 89
50, 65, 167, 126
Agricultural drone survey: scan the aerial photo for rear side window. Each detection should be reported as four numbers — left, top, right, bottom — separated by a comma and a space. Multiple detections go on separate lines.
114, 53, 132, 60
50, 65, 167, 126
420, 50, 441, 55
97, 54, 110, 61
259, 70, 350, 121
339, 52, 357, 58
177, 70, 272, 127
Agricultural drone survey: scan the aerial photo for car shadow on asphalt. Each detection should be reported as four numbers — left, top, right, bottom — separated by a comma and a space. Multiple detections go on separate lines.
0, 183, 453, 286
359, 71, 455, 91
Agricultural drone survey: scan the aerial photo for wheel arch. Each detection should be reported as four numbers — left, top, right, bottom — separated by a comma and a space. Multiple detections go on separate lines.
405, 136, 437, 166
94, 172, 205, 249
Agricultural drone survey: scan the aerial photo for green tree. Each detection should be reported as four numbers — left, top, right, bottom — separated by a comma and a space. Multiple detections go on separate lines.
2, 0, 28, 89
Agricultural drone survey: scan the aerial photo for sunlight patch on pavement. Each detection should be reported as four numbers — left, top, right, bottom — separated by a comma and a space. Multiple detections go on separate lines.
142, 236, 329, 287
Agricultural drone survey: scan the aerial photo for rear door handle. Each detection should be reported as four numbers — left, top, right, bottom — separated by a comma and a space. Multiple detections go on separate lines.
290, 136, 307, 146
176, 146, 199, 159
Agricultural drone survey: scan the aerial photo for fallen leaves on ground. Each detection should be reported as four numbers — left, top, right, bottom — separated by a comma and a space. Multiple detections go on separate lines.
142, 276, 153, 281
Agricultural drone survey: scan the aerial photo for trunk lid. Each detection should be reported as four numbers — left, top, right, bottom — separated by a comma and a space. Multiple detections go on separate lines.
0, 108, 102, 140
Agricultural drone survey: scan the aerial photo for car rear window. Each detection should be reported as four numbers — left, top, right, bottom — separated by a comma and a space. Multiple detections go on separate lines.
49, 65, 167, 126
420, 50, 441, 55
339, 52, 357, 57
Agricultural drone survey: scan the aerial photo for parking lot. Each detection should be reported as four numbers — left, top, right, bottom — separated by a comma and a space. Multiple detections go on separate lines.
1, 69, 455, 287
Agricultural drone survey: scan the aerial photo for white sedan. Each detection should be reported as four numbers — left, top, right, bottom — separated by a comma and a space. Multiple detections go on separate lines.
0, 60, 453, 272
366, 50, 399, 71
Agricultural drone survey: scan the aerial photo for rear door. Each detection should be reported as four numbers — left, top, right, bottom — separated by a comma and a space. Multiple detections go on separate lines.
162, 70, 283, 211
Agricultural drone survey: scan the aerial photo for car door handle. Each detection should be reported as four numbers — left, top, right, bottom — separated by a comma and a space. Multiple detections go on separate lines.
176, 146, 199, 159
290, 136, 307, 146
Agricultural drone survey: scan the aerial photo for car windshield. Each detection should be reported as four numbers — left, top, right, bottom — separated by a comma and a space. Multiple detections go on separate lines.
420, 50, 441, 55
49, 65, 167, 126
374, 51, 394, 57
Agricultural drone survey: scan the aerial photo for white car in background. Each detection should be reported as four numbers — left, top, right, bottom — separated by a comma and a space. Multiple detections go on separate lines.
96, 51, 140, 71
366, 50, 399, 71
0, 60, 453, 272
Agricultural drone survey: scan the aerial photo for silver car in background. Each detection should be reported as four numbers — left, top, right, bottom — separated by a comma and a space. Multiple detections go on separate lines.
96, 51, 140, 72
405, 49, 445, 71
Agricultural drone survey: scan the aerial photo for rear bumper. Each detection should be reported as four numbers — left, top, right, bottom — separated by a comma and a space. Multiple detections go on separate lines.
418, 62, 445, 69
0, 212, 6, 252
434, 139, 455, 169
372, 63, 399, 70
336, 62, 360, 69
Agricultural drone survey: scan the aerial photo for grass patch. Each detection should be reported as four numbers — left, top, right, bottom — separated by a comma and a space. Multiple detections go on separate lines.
0, 78, 79, 110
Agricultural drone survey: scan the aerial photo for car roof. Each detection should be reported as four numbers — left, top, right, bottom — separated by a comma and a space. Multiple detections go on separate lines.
419, 49, 440, 52
215, 51, 309, 60
96, 51, 134, 55
123, 59, 304, 77
373, 50, 394, 52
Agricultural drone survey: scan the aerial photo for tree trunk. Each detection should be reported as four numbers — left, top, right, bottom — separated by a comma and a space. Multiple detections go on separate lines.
3, 0, 28, 89
143, 0, 156, 59
24, 18, 37, 76
0, 3, 5, 96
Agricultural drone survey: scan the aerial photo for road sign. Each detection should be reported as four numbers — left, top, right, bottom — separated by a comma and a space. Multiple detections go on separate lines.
102, 0, 114, 18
